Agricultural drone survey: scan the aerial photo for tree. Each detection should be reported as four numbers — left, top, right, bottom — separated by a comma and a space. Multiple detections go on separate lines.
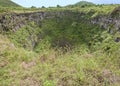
57, 5, 61, 8
41, 6, 45, 8
31, 6, 36, 8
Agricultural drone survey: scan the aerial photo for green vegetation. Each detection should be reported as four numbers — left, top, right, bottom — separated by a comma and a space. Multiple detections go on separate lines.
67, 1, 95, 8
8, 21, 41, 50
0, 0, 21, 7
0, 1, 120, 86
75, 1, 95, 6
0, 0, 118, 15
0, 31, 120, 85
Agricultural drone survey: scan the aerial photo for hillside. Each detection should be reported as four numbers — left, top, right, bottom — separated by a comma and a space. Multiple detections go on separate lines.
67, 1, 95, 7
0, 0, 21, 7
0, 3, 120, 86
75, 1, 95, 6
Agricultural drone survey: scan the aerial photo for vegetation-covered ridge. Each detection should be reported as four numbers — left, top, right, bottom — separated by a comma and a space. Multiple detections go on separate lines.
75, 1, 95, 5
0, 0, 21, 7
0, 3, 120, 86
67, 1, 95, 7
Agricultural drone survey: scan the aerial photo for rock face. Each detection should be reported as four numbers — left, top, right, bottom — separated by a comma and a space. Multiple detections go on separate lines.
0, 12, 49, 32
0, 11, 84, 49
90, 6, 120, 42
0, 11, 77, 32
0, 9, 120, 50
115, 37, 120, 42
91, 16, 120, 34
0, 10, 120, 35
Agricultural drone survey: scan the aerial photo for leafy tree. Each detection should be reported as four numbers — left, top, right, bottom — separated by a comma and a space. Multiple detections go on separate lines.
31, 6, 36, 8
41, 6, 45, 8
57, 5, 61, 8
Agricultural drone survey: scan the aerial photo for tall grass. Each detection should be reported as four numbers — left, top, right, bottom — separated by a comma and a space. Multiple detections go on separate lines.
0, 34, 120, 85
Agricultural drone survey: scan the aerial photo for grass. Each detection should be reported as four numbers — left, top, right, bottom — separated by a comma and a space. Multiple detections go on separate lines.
0, 4, 119, 15
0, 34, 120, 86
0, 4, 120, 86
0, 0, 21, 7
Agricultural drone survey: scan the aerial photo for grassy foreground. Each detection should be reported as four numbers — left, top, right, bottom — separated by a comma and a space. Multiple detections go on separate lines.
0, 34, 120, 86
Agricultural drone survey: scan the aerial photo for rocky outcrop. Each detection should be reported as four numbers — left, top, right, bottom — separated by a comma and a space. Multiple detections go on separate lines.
0, 12, 50, 32
0, 11, 85, 49
91, 16, 120, 33
91, 7, 120, 42
0, 11, 81, 32
0, 9, 120, 47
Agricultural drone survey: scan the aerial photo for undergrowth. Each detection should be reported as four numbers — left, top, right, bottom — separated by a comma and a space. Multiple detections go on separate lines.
0, 34, 120, 86
0, 5, 120, 86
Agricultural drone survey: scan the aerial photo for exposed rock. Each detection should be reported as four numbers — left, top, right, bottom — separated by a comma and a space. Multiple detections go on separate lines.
0, 11, 84, 33
0, 9, 120, 50
115, 37, 120, 42
91, 8, 120, 42
110, 6, 120, 17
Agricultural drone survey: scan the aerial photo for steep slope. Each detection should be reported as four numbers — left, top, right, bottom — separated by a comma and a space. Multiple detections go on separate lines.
0, 6, 119, 49
0, 0, 21, 7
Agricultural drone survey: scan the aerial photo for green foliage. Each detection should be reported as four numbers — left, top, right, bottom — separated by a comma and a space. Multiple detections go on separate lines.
75, 1, 95, 6
56, 5, 61, 8
31, 6, 37, 9
0, 23, 120, 86
0, 0, 21, 7
0, 4, 120, 86
34, 37, 51, 53
110, 6, 120, 17
40, 14, 104, 51
43, 80, 56, 86
42, 6, 45, 8
9, 21, 41, 50
67, 1, 95, 8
